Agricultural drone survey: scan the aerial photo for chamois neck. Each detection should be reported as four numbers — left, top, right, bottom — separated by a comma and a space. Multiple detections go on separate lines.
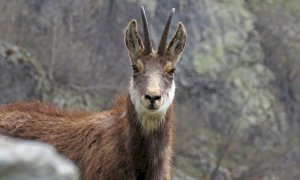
126, 95, 174, 179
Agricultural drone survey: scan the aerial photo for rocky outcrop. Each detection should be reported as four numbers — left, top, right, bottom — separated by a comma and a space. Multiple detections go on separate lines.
0, 0, 299, 179
0, 135, 79, 180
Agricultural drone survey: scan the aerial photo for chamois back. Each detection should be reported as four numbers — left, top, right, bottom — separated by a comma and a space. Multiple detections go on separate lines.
0, 6, 187, 180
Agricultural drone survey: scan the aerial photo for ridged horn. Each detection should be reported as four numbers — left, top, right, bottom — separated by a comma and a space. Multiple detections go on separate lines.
140, 6, 152, 55
158, 8, 175, 56
157, 8, 175, 55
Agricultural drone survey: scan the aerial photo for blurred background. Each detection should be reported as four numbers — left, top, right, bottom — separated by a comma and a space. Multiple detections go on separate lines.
0, 0, 300, 179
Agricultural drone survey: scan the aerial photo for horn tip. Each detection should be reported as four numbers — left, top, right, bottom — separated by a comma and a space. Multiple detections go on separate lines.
140, 6, 145, 13
171, 8, 175, 14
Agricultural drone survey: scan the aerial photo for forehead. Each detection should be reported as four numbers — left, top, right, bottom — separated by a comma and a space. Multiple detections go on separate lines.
134, 53, 174, 70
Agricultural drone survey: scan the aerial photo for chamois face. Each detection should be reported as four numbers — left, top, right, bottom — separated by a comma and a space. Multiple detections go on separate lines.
129, 53, 176, 115
125, 8, 187, 131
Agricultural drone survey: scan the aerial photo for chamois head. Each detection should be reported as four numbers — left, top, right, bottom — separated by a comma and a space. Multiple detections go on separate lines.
125, 6, 187, 131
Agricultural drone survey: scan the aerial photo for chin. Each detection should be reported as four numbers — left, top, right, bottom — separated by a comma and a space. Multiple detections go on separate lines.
142, 106, 161, 114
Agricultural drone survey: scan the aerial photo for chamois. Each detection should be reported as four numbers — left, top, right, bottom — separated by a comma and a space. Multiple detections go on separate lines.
0, 6, 187, 180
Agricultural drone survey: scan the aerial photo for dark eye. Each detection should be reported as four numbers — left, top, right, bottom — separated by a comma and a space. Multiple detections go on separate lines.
132, 65, 139, 73
168, 68, 176, 75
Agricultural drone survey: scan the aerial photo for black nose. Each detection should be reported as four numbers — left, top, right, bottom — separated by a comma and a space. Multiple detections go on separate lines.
145, 94, 161, 104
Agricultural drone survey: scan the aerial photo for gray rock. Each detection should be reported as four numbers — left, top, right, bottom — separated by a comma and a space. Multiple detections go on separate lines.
0, 135, 79, 180
0, 42, 41, 105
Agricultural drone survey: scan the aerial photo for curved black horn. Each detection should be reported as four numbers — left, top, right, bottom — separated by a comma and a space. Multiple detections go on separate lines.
140, 6, 152, 55
158, 8, 175, 56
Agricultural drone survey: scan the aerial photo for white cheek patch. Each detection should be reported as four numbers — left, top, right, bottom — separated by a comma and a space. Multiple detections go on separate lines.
129, 78, 142, 113
129, 78, 175, 115
160, 81, 175, 115
129, 78, 176, 133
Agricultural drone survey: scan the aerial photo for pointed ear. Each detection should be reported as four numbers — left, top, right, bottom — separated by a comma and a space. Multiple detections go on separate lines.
125, 19, 143, 57
166, 22, 187, 61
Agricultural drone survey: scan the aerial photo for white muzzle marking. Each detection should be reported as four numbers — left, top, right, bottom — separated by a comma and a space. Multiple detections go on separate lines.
129, 78, 175, 132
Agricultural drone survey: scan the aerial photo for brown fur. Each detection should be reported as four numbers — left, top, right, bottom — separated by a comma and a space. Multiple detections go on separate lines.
0, 94, 174, 180
0, 7, 186, 180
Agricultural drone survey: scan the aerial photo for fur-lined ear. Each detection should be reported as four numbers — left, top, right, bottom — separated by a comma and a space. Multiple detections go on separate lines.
125, 20, 143, 56
166, 22, 187, 61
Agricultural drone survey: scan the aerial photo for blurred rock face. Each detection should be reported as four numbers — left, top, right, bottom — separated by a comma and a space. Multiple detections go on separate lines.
0, 42, 40, 104
0, 0, 300, 179
0, 135, 79, 180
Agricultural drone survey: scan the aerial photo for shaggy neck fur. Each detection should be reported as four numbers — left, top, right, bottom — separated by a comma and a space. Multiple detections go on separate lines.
125, 94, 174, 179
